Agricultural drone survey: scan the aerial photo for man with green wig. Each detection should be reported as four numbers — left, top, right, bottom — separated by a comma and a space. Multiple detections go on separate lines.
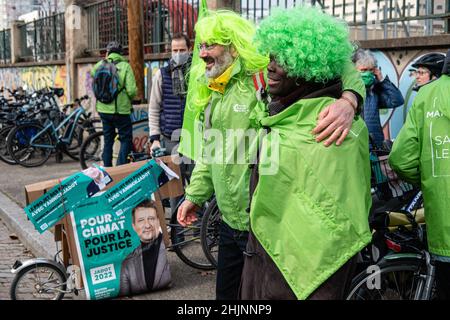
177, 9, 367, 300
239, 7, 372, 300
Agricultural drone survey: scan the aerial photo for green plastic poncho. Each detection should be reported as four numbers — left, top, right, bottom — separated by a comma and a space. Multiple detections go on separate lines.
389, 75, 450, 257
185, 60, 367, 232
250, 97, 372, 299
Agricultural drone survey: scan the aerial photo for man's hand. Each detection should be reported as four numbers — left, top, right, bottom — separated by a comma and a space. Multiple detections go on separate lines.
373, 67, 383, 82
150, 140, 161, 152
177, 200, 200, 227
312, 94, 356, 147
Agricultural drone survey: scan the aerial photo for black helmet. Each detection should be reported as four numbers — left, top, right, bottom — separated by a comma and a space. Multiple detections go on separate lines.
412, 53, 445, 78
106, 41, 123, 55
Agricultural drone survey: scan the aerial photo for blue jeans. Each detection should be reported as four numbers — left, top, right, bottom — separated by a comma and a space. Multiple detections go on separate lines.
99, 113, 133, 167
216, 221, 249, 300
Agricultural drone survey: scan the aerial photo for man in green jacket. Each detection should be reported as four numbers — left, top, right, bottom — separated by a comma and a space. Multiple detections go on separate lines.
389, 52, 450, 299
91, 41, 137, 167
177, 10, 366, 300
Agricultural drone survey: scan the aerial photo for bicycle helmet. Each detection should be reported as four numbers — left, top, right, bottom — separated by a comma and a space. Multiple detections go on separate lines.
106, 41, 124, 55
412, 53, 445, 78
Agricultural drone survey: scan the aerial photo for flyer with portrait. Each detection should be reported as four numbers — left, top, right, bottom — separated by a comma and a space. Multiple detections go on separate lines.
25, 166, 112, 234
70, 160, 172, 300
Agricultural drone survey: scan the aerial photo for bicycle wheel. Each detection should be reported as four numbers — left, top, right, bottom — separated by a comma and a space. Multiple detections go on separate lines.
7, 124, 53, 168
64, 122, 97, 161
0, 125, 17, 165
10, 263, 67, 300
201, 197, 221, 268
346, 256, 426, 300
79, 131, 113, 169
169, 199, 215, 270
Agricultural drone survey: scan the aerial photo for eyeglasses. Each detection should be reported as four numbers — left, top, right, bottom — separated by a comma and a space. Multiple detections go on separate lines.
198, 43, 218, 52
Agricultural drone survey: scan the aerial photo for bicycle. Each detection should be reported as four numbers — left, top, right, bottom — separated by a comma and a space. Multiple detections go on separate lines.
200, 196, 221, 268
167, 196, 217, 270
346, 149, 436, 300
7, 95, 95, 167
346, 201, 436, 300
10, 243, 82, 300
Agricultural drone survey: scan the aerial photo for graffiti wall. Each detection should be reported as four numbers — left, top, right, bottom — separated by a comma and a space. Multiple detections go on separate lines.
0, 65, 68, 103
370, 49, 447, 141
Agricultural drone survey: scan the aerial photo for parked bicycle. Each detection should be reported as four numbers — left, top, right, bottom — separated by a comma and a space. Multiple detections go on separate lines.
346, 143, 434, 300
7, 94, 96, 167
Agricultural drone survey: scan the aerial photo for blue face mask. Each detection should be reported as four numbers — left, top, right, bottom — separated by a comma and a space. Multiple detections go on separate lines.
360, 71, 376, 87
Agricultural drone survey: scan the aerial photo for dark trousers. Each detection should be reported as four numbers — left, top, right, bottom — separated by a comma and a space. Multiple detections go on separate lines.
240, 229, 358, 300
99, 113, 133, 167
216, 221, 249, 300
435, 261, 450, 300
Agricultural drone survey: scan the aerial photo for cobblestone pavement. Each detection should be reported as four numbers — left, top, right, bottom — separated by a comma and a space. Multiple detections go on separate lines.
0, 218, 34, 300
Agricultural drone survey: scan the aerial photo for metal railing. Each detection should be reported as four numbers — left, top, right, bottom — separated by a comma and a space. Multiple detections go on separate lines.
18, 13, 65, 62
143, 0, 199, 54
86, 0, 199, 54
86, 0, 129, 54
0, 29, 11, 64
239, 0, 450, 40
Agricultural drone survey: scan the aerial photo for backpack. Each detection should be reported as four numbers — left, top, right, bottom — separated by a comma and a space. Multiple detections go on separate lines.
93, 59, 122, 104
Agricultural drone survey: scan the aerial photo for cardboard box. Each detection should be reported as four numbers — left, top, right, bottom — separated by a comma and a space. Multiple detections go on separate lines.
25, 156, 184, 205
24, 156, 184, 267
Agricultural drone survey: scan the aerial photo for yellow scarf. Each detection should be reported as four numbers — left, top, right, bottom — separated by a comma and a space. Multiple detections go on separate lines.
207, 61, 237, 94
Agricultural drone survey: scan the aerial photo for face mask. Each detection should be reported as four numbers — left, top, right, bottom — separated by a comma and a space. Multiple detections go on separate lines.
360, 71, 376, 87
172, 53, 190, 66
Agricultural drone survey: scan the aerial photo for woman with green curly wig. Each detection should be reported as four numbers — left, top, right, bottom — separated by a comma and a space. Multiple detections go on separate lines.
240, 6, 372, 300
177, 8, 366, 300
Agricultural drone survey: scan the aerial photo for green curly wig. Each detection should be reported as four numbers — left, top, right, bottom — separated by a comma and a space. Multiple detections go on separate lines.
255, 6, 354, 83
187, 10, 269, 112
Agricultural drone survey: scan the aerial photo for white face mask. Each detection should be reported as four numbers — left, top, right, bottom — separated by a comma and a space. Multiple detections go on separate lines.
172, 53, 190, 66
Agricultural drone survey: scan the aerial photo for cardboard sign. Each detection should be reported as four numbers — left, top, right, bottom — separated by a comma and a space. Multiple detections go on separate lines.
71, 160, 172, 300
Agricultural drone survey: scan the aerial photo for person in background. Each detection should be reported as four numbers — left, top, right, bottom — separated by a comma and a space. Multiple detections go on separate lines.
389, 49, 450, 300
353, 49, 404, 149
148, 33, 193, 212
411, 53, 445, 91
91, 41, 137, 167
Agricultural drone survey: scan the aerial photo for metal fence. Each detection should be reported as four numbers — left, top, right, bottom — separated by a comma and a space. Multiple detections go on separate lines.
18, 13, 66, 62
0, 29, 11, 64
143, 0, 199, 54
86, 0, 199, 54
86, 0, 129, 54
239, 0, 450, 39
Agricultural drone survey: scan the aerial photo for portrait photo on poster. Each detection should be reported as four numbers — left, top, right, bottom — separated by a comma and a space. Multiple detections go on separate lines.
83, 166, 113, 198
118, 199, 172, 297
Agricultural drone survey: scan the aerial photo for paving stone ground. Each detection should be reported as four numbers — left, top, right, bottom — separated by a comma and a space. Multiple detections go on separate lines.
0, 218, 34, 300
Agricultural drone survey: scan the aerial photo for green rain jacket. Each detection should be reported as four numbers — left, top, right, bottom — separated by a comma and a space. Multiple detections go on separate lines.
389, 75, 450, 257
249, 96, 372, 299
185, 59, 366, 232
91, 53, 137, 115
